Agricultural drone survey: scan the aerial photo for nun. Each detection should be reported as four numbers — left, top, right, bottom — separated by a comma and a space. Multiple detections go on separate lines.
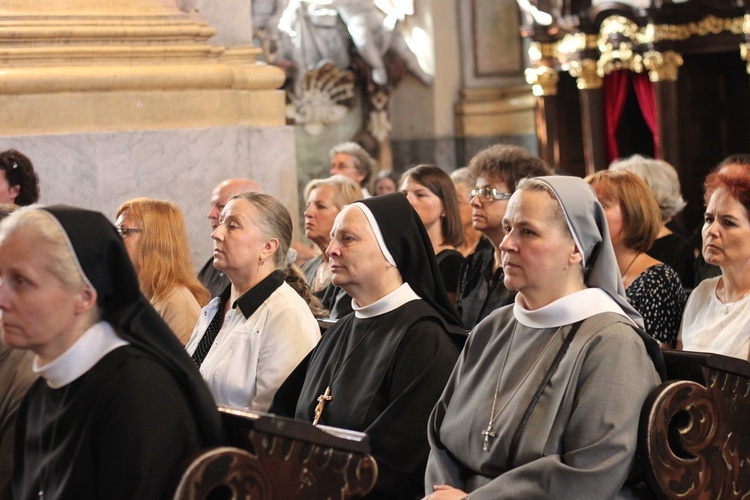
425, 177, 665, 499
270, 192, 466, 500
0, 206, 223, 499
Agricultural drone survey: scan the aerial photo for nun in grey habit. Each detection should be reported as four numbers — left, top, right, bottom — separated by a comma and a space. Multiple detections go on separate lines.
424, 176, 665, 499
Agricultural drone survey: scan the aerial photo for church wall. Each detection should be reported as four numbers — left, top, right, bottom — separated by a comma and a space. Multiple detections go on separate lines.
388, 0, 538, 173
0, 125, 297, 273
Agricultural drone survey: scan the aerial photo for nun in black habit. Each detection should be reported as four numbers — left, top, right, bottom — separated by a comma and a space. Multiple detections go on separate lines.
270, 192, 467, 500
0, 206, 223, 500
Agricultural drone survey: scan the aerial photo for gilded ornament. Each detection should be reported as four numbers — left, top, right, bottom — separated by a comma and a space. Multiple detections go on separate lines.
525, 66, 559, 96
597, 42, 643, 76
599, 16, 640, 44
740, 43, 750, 74
557, 33, 598, 56
643, 50, 683, 82
644, 15, 743, 43
527, 42, 558, 64
568, 59, 602, 90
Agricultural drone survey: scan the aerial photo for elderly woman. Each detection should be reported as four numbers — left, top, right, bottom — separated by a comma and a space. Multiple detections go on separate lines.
301, 175, 363, 318
0, 150, 39, 206
0, 205, 223, 499
186, 192, 321, 412
425, 177, 664, 499
609, 155, 695, 289
456, 145, 553, 329
400, 165, 464, 303
586, 170, 687, 347
679, 156, 750, 360
271, 192, 466, 500
115, 198, 209, 344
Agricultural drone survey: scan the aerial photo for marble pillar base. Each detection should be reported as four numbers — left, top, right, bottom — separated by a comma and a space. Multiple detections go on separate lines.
0, 125, 298, 272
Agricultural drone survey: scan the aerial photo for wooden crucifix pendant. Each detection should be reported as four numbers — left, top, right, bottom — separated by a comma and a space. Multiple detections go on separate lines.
481, 424, 496, 452
312, 386, 333, 426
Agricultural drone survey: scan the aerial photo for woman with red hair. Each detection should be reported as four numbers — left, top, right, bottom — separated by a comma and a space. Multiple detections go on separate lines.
678, 155, 750, 360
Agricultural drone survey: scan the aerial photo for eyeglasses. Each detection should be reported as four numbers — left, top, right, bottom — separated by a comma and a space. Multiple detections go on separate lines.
470, 186, 513, 202
117, 226, 142, 239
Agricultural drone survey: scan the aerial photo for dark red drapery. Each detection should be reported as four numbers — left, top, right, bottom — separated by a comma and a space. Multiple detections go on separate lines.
631, 73, 659, 158
603, 70, 659, 162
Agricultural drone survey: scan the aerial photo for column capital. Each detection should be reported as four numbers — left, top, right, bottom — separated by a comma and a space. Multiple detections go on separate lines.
525, 66, 559, 96
643, 50, 683, 82
568, 59, 603, 90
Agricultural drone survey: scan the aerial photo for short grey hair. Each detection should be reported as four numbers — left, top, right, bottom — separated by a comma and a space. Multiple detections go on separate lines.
329, 142, 374, 185
609, 154, 686, 221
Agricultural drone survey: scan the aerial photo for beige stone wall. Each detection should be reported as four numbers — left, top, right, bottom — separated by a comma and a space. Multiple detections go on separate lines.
0, 0, 299, 269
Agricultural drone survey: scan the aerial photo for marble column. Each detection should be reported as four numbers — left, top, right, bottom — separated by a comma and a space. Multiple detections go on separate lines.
0, 0, 296, 270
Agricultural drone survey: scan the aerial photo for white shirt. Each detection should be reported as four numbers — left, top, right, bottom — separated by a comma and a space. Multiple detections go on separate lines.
680, 276, 750, 361
185, 281, 320, 411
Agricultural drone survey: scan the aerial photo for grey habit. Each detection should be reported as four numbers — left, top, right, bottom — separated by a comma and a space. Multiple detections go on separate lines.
425, 176, 664, 499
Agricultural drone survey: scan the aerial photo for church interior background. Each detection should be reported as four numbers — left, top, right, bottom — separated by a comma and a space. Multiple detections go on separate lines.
0, 0, 746, 264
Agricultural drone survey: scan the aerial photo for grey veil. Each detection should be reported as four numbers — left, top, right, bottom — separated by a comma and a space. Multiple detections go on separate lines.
537, 176, 645, 329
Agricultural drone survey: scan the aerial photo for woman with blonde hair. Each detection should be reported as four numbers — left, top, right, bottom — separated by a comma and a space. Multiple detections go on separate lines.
115, 198, 209, 344
301, 175, 363, 318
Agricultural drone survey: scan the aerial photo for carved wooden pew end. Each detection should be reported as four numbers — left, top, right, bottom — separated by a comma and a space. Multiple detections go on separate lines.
174, 408, 378, 499
639, 350, 750, 499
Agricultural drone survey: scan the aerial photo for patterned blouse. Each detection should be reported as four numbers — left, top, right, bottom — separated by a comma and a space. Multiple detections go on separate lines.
626, 263, 687, 346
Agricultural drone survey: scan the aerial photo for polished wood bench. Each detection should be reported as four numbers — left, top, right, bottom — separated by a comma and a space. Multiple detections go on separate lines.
639, 349, 750, 498
174, 407, 377, 499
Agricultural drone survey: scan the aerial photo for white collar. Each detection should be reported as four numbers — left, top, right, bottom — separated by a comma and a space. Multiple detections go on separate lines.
352, 283, 419, 319
513, 288, 634, 329
34, 321, 129, 389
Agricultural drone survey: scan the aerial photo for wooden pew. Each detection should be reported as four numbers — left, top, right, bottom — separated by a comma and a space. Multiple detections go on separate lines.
639, 349, 750, 498
174, 407, 378, 499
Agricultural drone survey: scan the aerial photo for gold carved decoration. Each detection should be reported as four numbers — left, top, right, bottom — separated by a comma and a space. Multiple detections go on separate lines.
524, 13, 742, 93
598, 14, 744, 45
527, 42, 558, 65
597, 42, 643, 77
643, 50, 683, 82
642, 15, 744, 44
524, 66, 559, 96
557, 33, 598, 56
568, 59, 602, 89
599, 16, 641, 44
739, 43, 750, 74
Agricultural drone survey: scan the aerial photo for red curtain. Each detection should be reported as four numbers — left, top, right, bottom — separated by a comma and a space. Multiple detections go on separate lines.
631, 73, 659, 158
603, 70, 631, 163
603, 70, 660, 162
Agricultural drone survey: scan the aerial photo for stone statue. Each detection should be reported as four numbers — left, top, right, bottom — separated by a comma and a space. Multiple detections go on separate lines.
258, 0, 433, 89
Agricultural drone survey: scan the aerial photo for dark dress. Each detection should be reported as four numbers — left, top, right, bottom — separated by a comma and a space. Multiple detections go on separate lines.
436, 249, 464, 295
455, 240, 516, 330
270, 300, 463, 500
0, 345, 36, 499
647, 232, 695, 290
625, 264, 687, 346
13, 346, 203, 500
301, 256, 353, 319
197, 256, 229, 298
